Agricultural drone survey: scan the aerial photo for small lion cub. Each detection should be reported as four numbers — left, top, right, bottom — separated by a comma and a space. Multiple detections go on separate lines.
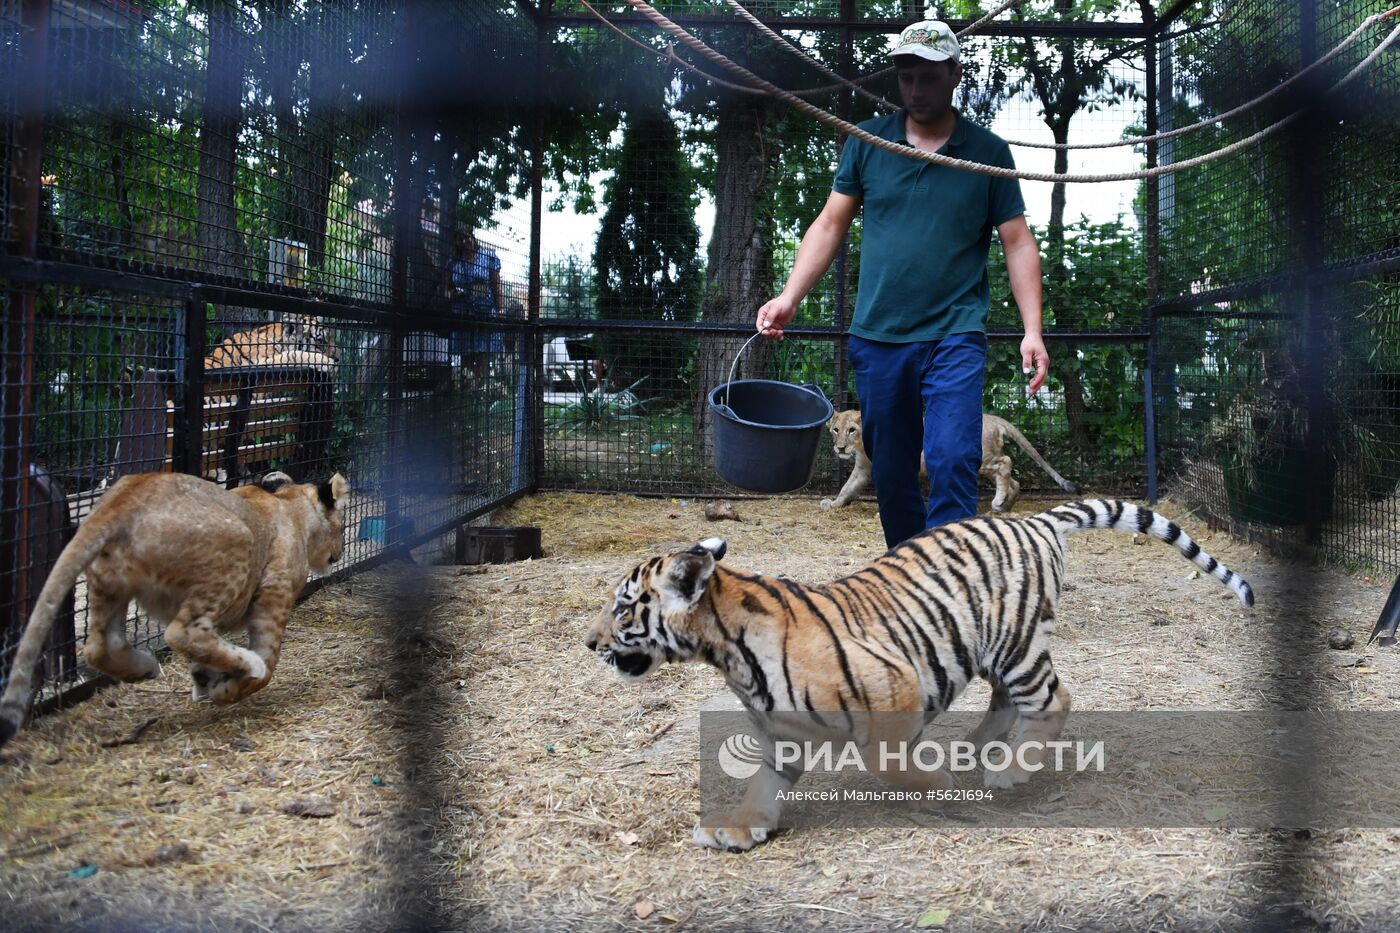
0, 471, 348, 748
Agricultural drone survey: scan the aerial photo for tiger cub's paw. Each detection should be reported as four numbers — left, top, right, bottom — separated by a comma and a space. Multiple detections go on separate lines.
692, 823, 771, 852
819, 498, 836, 511
238, 649, 268, 682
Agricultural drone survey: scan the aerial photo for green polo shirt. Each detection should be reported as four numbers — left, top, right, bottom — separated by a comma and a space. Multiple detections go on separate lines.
833, 109, 1025, 343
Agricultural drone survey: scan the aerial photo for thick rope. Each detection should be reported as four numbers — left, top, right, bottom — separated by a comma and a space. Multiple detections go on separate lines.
608, 0, 1399, 155
663, 42, 779, 94
582, 0, 1019, 106
959, 0, 1032, 39
720, 0, 896, 110
577, 0, 778, 95
582, 0, 1025, 106
584, 0, 1398, 156
722, 0, 1025, 98
621, 0, 1400, 183
971, 3, 1398, 150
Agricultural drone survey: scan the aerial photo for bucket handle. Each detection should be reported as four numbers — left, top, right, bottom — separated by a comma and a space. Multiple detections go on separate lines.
722, 330, 765, 412
721, 336, 830, 413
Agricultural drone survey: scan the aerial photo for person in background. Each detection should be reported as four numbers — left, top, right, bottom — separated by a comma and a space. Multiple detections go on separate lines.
448, 227, 504, 390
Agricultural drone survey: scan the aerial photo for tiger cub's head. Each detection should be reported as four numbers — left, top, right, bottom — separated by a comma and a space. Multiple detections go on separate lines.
585, 538, 727, 681
828, 409, 864, 462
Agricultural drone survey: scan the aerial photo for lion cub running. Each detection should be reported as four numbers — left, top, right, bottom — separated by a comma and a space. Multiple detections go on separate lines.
0, 471, 348, 748
822, 409, 1080, 513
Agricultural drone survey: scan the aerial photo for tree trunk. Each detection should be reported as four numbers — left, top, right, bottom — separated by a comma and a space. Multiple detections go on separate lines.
693, 92, 776, 457
265, 1, 338, 273
109, 121, 133, 253
1045, 121, 1090, 450
1017, 8, 1098, 451
197, 0, 255, 326
402, 129, 437, 310
294, 5, 339, 271
295, 116, 336, 270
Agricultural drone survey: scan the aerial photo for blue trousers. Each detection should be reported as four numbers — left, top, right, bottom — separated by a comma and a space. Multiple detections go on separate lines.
848, 332, 987, 548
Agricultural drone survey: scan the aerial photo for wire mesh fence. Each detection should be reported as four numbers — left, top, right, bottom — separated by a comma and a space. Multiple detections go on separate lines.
0, 271, 534, 709
2, 0, 1399, 928
2, 0, 1176, 712
0, 0, 536, 712
1152, 0, 1400, 576
537, 11, 1153, 499
1, 0, 1391, 726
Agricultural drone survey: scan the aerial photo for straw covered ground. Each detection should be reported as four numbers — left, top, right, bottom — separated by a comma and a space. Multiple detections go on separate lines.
3, 491, 1400, 931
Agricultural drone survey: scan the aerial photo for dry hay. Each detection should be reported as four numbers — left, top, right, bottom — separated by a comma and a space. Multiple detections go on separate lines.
2, 491, 1399, 931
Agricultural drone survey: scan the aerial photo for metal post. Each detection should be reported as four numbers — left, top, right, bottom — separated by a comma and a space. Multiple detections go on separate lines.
1157, 31, 1175, 230
2, 0, 50, 645
1142, 0, 1160, 504
172, 295, 206, 476
11, 0, 49, 261
387, 58, 413, 554
1298, 0, 1328, 548
1246, 7, 1324, 924
833, 0, 855, 416
528, 0, 550, 492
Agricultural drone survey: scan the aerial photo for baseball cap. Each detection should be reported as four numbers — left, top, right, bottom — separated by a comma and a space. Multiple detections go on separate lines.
889, 20, 960, 63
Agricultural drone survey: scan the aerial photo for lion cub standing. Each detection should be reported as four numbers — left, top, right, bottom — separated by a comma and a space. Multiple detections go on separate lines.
821, 409, 1079, 512
0, 471, 348, 748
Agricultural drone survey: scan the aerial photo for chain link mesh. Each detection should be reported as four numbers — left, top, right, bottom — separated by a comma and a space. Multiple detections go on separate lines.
1154, 0, 1400, 575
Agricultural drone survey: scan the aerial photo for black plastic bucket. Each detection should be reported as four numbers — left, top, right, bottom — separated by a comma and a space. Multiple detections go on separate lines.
709, 379, 833, 493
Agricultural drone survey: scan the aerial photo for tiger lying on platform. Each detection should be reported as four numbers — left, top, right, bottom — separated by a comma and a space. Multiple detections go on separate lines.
585, 499, 1254, 851
103, 315, 341, 489
204, 313, 341, 372
821, 409, 1080, 513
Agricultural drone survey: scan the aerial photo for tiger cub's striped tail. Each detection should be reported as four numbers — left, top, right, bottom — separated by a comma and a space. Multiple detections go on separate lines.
1036, 499, 1255, 608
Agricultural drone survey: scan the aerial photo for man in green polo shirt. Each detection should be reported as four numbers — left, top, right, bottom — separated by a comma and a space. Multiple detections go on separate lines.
756, 19, 1048, 548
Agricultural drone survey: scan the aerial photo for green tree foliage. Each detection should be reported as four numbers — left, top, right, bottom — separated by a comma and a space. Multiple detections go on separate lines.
988, 217, 1146, 468
1154, 2, 1400, 499
543, 257, 598, 320
1001, 0, 1142, 449
593, 106, 704, 403
541, 24, 650, 213
248, 0, 390, 272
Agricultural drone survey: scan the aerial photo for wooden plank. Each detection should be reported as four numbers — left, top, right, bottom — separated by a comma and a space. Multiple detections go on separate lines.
111, 365, 332, 488
204, 375, 320, 394
204, 413, 305, 447
199, 437, 300, 470
236, 439, 300, 465
203, 393, 307, 414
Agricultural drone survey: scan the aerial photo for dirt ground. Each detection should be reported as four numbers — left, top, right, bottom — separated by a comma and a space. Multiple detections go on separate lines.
3, 491, 1399, 931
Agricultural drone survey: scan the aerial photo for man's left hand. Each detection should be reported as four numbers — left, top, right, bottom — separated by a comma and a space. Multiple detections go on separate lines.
1021, 335, 1049, 394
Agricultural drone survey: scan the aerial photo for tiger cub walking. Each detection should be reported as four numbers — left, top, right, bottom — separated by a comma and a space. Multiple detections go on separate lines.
585, 499, 1254, 851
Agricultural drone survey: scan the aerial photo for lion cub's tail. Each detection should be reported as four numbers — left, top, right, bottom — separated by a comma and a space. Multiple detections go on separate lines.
0, 510, 119, 749
995, 415, 1081, 494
